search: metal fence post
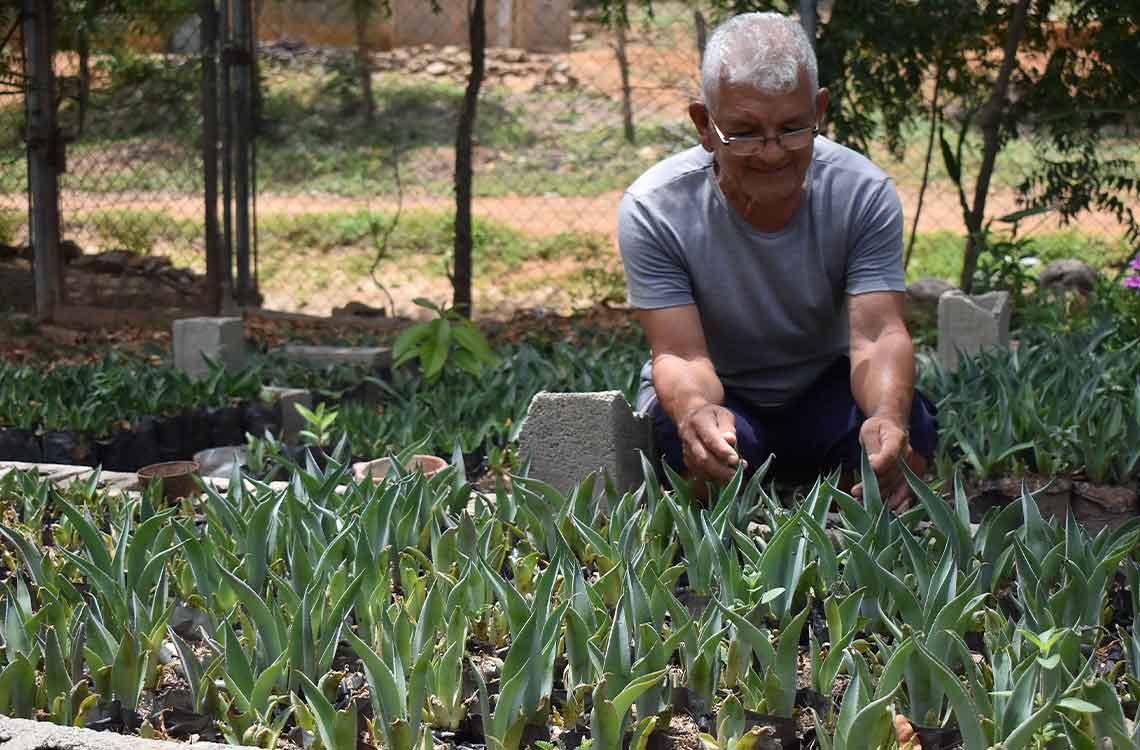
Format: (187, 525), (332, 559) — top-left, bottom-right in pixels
(201, 0), (223, 314)
(22, 0), (63, 322)
(232, 0), (255, 307)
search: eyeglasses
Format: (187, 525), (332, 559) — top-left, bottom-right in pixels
(708, 115), (819, 156)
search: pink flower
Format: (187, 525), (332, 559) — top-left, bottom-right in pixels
(1131, 257), (1140, 271)
(1126, 276), (1140, 289)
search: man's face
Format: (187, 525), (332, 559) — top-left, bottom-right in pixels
(693, 72), (829, 208)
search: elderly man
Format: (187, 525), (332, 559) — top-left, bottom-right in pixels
(619, 11), (937, 510)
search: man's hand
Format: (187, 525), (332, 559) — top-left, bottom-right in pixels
(852, 415), (914, 512)
(678, 403), (744, 482)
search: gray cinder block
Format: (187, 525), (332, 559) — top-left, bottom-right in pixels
(261, 386), (312, 441)
(937, 290), (1012, 371)
(276, 345), (392, 370)
(173, 317), (247, 381)
(517, 391), (652, 495)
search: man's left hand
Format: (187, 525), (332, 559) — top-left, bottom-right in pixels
(853, 415), (914, 512)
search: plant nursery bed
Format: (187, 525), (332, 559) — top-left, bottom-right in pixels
(0, 456), (1137, 750)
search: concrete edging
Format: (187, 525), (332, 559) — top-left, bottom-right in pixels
(0, 716), (259, 750)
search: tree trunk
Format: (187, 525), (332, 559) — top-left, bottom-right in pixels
(615, 2), (635, 144)
(904, 57), (943, 271)
(959, 0), (1031, 292)
(353, 0), (376, 123)
(693, 9), (707, 66)
(453, 0), (485, 319)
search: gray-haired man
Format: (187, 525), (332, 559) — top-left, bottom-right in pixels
(619, 12), (937, 510)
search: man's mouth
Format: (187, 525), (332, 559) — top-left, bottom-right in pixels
(753, 163), (792, 175)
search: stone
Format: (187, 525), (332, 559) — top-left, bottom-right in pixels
(261, 386), (312, 441)
(516, 390), (652, 495)
(71, 249), (134, 274)
(276, 344), (392, 370)
(1038, 258), (1100, 295)
(906, 277), (956, 331)
(173, 317), (247, 381)
(426, 61), (450, 76)
(937, 290), (1011, 371)
(167, 15), (202, 54)
(1072, 482), (1139, 534)
(331, 300), (387, 318)
(0, 715), (259, 750)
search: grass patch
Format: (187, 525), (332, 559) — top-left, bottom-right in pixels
(905, 229), (1133, 283)
(69, 209), (201, 255)
(255, 74), (536, 195)
(256, 209), (604, 295)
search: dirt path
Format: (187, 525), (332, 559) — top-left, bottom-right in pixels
(45, 180), (1133, 241)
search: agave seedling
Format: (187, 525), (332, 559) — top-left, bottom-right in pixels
(472, 587), (570, 750)
(426, 608), (468, 730)
(700, 694), (785, 750)
(344, 614), (432, 750)
(809, 650), (898, 750)
(717, 596), (810, 720)
(293, 671), (360, 750)
(218, 620), (292, 747)
(1012, 499), (1139, 638)
(666, 591), (724, 717)
(853, 540), (986, 727)
(806, 588), (866, 721)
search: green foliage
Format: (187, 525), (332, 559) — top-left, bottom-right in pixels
(392, 298), (499, 380)
(922, 314), (1140, 483)
(0, 208), (23, 246)
(0, 440), (1137, 747)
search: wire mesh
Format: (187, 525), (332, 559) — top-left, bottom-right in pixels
(51, 6), (209, 310)
(1, 1), (1135, 318)
(249, 0), (1136, 318)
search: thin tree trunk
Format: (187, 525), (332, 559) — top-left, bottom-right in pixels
(960, 0), (1031, 292)
(694, 9), (707, 66)
(904, 57), (943, 271)
(354, 0), (376, 123)
(453, 0), (485, 319)
(615, 2), (634, 144)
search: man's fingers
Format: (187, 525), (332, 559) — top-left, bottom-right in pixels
(887, 482), (911, 513)
(693, 417), (739, 467)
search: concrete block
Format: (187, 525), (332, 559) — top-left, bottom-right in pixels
(173, 317), (247, 381)
(517, 390), (652, 495)
(276, 344), (392, 370)
(0, 715), (259, 749)
(262, 386), (312, 441)
(937, 290), (1011, 371)
(513, 0), (571, 52)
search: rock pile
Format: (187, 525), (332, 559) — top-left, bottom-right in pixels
(259, 39), (579, 93)
(70, 248), (201, 296)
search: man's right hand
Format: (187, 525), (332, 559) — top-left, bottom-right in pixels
(678, 403), (744, 482)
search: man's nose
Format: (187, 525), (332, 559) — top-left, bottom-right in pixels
(754, 138), (788, 162)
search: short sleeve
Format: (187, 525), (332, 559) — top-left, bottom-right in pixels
(845, 179), (906, 296)
(618, 191), (695, 309)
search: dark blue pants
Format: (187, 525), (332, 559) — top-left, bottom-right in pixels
(644, 356), (938, 484)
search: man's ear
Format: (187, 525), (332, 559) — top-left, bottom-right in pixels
(815, 87), (831, 127)
(689, 101), (715, 152)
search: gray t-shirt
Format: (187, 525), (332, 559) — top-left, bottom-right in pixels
(619, 137), (906, 410)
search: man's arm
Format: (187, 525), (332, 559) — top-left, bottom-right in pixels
(637, 305), (741, 481)
(848, 290), (917, 509)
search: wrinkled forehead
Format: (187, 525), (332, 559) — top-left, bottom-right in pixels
(712, 71), (817, 124)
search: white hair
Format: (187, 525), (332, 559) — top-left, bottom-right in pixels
(701, 12), (818, 112)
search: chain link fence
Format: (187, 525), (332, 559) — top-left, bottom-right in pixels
(0, 1), (1135, 319)
(249, 0), (1139, 317)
